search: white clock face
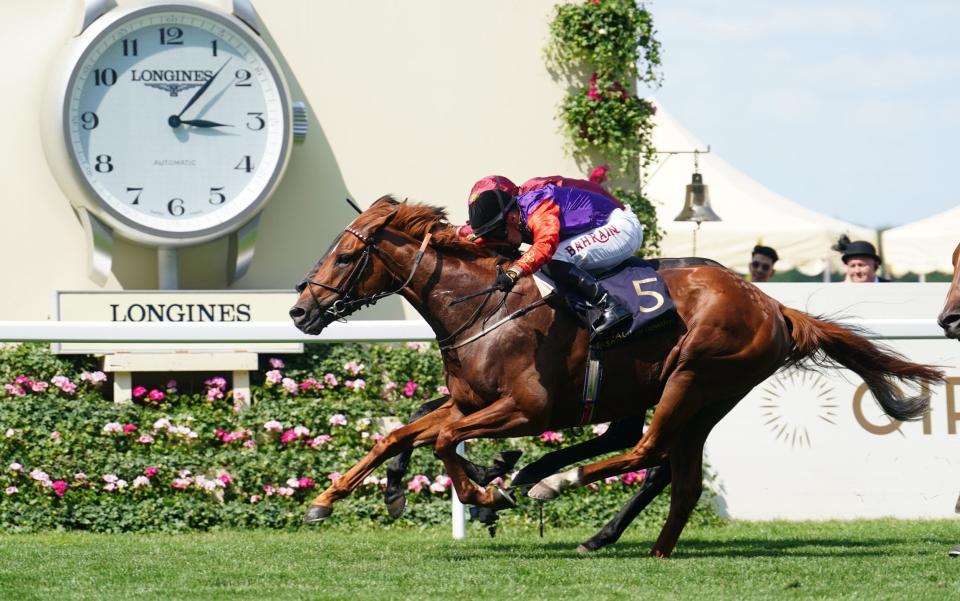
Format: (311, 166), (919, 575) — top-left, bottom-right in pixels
(64, 7), (289, 239)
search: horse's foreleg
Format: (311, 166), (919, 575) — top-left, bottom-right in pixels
(434, 398), (531, 507)
(384, 396), (449, 518)
(576, 462), (672, 553)
(511, 414), (645, 489)
(304, 401), (461, 522)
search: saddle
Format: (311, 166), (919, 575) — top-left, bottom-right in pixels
(534, 257), (680, 349)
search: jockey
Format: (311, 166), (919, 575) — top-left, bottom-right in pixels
(461, 175), (643, 340)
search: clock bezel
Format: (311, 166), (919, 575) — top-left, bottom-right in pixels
(42, 0), (293, 248)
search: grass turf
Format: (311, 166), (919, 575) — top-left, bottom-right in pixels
(0, 520), (959, 600)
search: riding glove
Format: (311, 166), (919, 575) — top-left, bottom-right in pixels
(492, 266), (520, 292)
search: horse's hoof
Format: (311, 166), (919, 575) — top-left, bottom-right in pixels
(303, 504), (333, 523)
(527, 467), (582, 501)
(576, 544), (594, 554)
(490, 486), (516, 510)
(386, 494), (407, 520)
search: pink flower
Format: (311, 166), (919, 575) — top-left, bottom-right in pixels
(4, 486), (17, 495)
(622, 470), (647, 486)
(9, 463), (22, 472)
(219, 473), (233, 485)
(249, 494), (261, 503)
(51, 480), (67, 497)
(50, 431), (61, 441)
(74, 472), (86, 481)
(402, 381), (418, 397)
(298, 477), (315, 489)
(328, 472), (342, 483)
(300, 377), (320, 391)
(103, 422), (123, 434)
(265, 370), (283, 384)
(293, 425), (310, 437)
(262, 485), (275, 496)
(436, 385), (450, 395)
(132, 476), (151, 489)
(310, 434), (332, 448)
(604, 475), (620, 484)
(138, 434), (154, 444)
(329, 414), (347, 427)
(589, 164), (610, 185)
(591, 0), (600, 4)
(345, 379), (366, 391)
(148, 389), (165, 402)
(243, 440), (257, 449)
(263, 420), (283, 433)
(3, 384), (24, 396)
(102, 474), (118, 484)
(280, 429), (299, 444)
(205, 377), (227, 390)
(277, 486), (295, 497)
(588, 86), (601, 101)
(406, 474), (430, 493)
(80, 371), (107, 385)
(123, 424), (138, 435)
(60, 382), (77, 394)
(52, 375), (73, 392)
(206, 388), (224, 401)
(14, 375), (31, 386)
(165, 379), (178, 392)
(132, 386), (147, 398)
(344, 360), (364, 376)
(171, 478), (191, 490)
(31, 381), (49, 393)
(381, 381), (397, 398)
(323, 373), (338, 387)
(269, 357), (285, 369)
(405, 341), (428, 351)
(539, 431), (565, 445)
(281, 378), (299, 394)
(144, 467), (159, 478)
(592, 423), (609, 436)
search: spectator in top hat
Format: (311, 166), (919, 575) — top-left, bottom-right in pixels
(833, 235), (889, 283)
(749, 245), (779, 283)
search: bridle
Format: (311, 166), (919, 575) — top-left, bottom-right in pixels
(301, 222), (432, 323)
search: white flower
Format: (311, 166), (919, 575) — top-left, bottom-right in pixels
(102, 474), (118, 484)
(356, 418), (371, 430)
(178, 469), (192, 478)
(115, 479), (128, 490)
(263, 420), (283, 433)
(592, 423), (609, 436)
(293, 425), (310, 437)
(132, 476), (151, 489)
(102, 422), (123, 434)
(29, 469), (50, 483)
(9, 462), (22, 472)
(276, 486), (295, 497)
(286, 477), (301, 489)
(4, 429), (14, 438)
(362, 475), (380, 487)
(153, 418), (172, 431)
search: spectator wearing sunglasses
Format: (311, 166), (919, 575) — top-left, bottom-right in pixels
(749, 245), (779, 283)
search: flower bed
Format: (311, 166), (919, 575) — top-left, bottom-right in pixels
(0, 343), (718, 532)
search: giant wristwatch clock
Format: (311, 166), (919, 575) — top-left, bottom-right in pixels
(41, 0), (307, 285)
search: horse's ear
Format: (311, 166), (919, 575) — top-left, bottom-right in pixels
(345, 197), (363, 214)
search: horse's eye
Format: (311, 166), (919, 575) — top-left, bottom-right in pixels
(335, 252), (354, 265)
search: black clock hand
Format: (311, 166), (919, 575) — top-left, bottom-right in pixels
(168, 58), (231, 126)
(177, 118), (233, 128)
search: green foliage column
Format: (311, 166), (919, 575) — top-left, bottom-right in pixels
(546, 0), (664, 255)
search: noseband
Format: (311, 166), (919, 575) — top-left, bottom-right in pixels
(302, 226), (432, 322)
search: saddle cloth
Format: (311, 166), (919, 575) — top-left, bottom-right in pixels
(533, 257), (677, 348)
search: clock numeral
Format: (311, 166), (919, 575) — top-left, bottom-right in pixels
(234, 156), (253, 173)
(211, 40), (218, 57)
(94, 68), (117, 86)
(81, 112), (99, 130)
(126, 187), (143, 205)
(167, 198), (185, 217)
(122, 38), (139, 57)
(234, 69), (252, 87)
(159, 27), (184, 45)
(94, 155), (114, 173)
(246, 112), (265, 131)
(209, 187), (226, 205)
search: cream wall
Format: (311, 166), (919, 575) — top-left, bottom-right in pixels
(1, 0), (580, 321)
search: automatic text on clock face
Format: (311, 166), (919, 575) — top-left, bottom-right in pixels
(67, 10), (287, 235)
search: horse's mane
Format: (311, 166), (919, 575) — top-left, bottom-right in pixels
(363, 195), (493, 258)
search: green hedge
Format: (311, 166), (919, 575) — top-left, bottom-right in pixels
(0, 343), (719, 533)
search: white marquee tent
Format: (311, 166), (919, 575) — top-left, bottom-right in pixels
(644, 101), (877, 276)
(881, 205), (960, 276)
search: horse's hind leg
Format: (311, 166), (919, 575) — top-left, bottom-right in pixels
(305, 401), (461, 522)
(576, 462), (672, 553)
(650, 398), (739, 558)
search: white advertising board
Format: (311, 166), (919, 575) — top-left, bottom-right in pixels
(706, 283), (959, 519)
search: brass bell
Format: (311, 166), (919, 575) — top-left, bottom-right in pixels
(674, 172), (721, 224)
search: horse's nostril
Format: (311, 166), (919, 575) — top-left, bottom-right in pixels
(290, 306), (306, 319)
(939, 312), (960, 327)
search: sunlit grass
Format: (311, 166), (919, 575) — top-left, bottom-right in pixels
(0, 520), (959, 600)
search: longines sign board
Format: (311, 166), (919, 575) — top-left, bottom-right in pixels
(54, 290), (302, 354)
(706, 338), (960, 520)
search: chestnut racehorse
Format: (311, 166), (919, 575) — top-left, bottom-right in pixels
(290, 197), (943, 557)
(937, 242), (960, 338)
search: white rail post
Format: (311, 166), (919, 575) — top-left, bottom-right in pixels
(451, 441), (466, 539)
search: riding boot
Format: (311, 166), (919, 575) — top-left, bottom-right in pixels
(543, 261), (632, 339)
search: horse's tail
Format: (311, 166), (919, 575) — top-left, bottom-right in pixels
(780, 306), (944, 421)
